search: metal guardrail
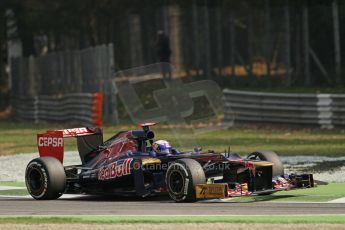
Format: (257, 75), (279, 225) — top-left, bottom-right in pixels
(223, 89), (345, 128)
(12, 93), (103, 127)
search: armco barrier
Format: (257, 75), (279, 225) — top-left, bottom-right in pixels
(223, 89), (345, 128)
(12, 93), (103, 127)
(11, 44), (118, 124)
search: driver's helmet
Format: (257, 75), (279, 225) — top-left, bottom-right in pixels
(152, 140), (172, 154)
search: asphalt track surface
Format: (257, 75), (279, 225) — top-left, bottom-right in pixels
(0, 195), (344, 215)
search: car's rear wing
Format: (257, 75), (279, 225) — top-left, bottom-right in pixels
(37, 127), (103, 164)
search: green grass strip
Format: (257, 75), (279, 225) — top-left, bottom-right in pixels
(0, 215), (344, 224)
(230, 183), (345, 202)
(0, 190), (28, 196)
(0, 181), (25, 187)
(1, 120), (345, 156)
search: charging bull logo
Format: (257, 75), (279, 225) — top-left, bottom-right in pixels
(98, 158), (133, 181)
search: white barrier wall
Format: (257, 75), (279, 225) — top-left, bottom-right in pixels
(12, 93), (103, 127)
(223, 89), (345, 129)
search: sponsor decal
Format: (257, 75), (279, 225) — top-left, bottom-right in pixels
(245, 161), (255, 169)
(195, 184), (227, 199)
(183, 178), (189, 195)
(38, 137), (63, 147)
(199, 187), (206, 196)
(61, 127), (91, 137)
(98, 158), (133, 181)
(133, 160), (141, 170)
(37, 131), (64, 163)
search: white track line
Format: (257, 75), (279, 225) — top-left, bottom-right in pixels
(0, 186), (25, 191)
(328, 197), (345, 203)
(0, 194), (88, 199)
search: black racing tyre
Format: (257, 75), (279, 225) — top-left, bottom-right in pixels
(165, 158), (206, 202)
(25, 157), (66, 200)
(247, 151), (284, 177)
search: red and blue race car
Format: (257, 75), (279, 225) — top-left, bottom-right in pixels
(25, 123), (315, 202)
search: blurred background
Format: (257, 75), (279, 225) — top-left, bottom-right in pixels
(0, 0), (344, 127)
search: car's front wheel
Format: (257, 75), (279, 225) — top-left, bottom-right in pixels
(165, 158), (205, 202)
(25, 157), (66, 200)
(247, 151), (284, 177)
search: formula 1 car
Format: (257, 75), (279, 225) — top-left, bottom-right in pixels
(25, 123), (315, 202)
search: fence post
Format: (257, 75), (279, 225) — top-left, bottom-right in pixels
(34, 95), (39, 124)
(192, 1), (201, 75)
(215, 6), (223, 75)
(264, 0), (271, 78)
(203, 3), (211, 78)
(303, 5), (310, 86)
(106, 43), (118, 124)
(284, 1), (291, 86)
(28, 56), (36, 96)
(229, 13), (235, 78)
(332, 0), (342, 84)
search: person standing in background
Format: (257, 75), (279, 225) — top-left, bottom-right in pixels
(156, 30), (172, 80)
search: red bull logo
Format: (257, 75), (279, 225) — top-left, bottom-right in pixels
(98, 158), (133, 181)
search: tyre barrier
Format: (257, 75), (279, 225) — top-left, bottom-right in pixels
(12, 92), (104, 126)
(223, 89), (345, 129)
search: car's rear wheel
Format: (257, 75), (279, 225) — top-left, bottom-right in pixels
(165, 158), (205, 202)
(247, 151), (284, 176)
(25, 157), (66, 200)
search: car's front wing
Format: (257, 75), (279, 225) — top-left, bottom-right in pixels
(195, 173), (315, 199)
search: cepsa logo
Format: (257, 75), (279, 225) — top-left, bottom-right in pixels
(98, 158), (133, 181)
(38, 137), (63, 147)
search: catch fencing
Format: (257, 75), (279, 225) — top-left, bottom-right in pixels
(11, 44), (117, 125)
(223, 89), (345, 128)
